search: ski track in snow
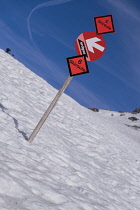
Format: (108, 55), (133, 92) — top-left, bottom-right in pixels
(0, 49), (140, 209)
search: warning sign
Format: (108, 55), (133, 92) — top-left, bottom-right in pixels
(94, 15), (115, 35)
(67, 55), (89, 76)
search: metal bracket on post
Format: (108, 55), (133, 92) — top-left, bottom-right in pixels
(28, 75), (73, 143)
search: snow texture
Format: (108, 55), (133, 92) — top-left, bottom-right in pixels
(0, 49), (140, 210)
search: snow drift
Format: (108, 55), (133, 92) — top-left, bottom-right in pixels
(0, 49), (140, 210)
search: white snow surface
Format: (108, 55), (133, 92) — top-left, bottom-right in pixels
(0, 49), (140, 210)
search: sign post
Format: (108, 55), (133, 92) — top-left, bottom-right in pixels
(28, 75), (72, 143)
(28, 55), (89, 143)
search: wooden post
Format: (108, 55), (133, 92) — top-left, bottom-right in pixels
(28, 75), (73, 143)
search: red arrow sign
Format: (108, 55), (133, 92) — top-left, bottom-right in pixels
(75, 31), (106, 61)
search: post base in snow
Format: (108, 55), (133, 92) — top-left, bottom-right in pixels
(28, 76), (73, 143)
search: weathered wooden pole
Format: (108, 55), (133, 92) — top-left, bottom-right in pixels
(28, 75), (73, 143)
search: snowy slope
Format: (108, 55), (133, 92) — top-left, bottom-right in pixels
(0, 49), (140, 210)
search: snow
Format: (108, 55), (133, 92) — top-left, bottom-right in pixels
(0, 49), (140, 210)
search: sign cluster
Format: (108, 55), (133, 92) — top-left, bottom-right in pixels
(28, 15), (115, 143)
(67, 14), (115, 76)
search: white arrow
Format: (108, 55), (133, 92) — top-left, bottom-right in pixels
(86, 37), (105, 53)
